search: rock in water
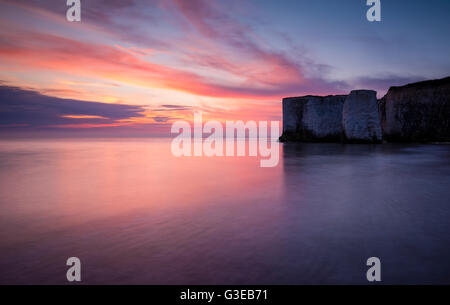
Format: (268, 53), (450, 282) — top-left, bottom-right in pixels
(342, 90), (382, 143)
(280, 95), (347, 142)
(381, 77), (450, 142)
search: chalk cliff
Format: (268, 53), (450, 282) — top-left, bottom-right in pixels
(379, 77), (450, 142)
(342, 90), (382, 143)
(279, 95), (346, 142)
(280, 76), (449, 143)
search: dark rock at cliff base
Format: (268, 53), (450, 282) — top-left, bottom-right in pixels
(279, 95), (347, 142)
(343, 90), (382, 143)
(380, 77), (450, 142)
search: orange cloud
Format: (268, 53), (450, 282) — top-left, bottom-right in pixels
(61, 115), (108, 119)
(0, 29), (314, 100)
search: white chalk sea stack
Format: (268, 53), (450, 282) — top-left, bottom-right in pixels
(281, 95), (346, 142)
(342, 90), (382, 143)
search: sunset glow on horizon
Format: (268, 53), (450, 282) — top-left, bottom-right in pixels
(0, 0), (449, 135)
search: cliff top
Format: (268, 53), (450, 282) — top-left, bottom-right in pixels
(283, 94), (347, 101)
(350, 89), (377, 94)
(389, 76), (450, 92)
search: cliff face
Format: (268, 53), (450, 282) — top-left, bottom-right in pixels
(343, 90), (382, 143)
(280, 76), (449, 143)
(280, 95), (346, 142)
(380, 77), (450, 142)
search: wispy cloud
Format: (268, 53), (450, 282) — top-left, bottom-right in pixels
(0, 0), (350, 100)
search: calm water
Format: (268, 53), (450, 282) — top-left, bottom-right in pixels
(0, 138), (449, 284)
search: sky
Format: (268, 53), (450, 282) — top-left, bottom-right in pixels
(0, 0), (449, 136)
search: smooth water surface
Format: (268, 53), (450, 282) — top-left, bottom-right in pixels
(0, 138), (449, 284)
